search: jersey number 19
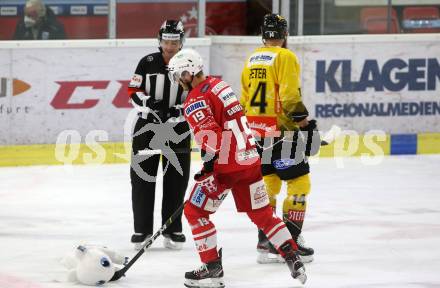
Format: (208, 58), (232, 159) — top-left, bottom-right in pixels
(226, 116), (256, 150)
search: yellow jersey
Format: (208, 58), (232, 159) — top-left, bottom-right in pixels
(240, 46), (308, 137)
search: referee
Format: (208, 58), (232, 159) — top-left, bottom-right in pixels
(127, 20), (190, 250)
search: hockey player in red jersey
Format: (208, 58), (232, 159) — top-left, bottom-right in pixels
(168, 48), (307, 288)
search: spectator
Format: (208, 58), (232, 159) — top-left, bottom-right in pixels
(13, 0), (65, 40)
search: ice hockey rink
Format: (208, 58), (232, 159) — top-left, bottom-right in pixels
(1, 155), (440, 288)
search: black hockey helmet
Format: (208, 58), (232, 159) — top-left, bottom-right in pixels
(261, 13), (288, 41)
(158, 19), (185, 44)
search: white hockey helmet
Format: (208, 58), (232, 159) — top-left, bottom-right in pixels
(168, 48), (203, 83)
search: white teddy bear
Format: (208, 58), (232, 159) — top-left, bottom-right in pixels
(61, 245), (128, 286)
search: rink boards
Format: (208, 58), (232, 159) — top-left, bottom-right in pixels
(0, 35), (439, 166)
(1, 133), (439, 166)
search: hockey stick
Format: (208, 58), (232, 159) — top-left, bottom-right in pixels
(320, 124), (342, 146)
(109, 202), (186, 281)
(138, 148), (199, 155)
(258, 124), (343, 151)
(137, 125), (342, 155)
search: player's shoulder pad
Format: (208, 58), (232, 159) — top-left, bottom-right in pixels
(214, 84), (239, 108)
(279, 48), (299, 62)
(246, 49), (278, 68)
(210, 80), (229, 95)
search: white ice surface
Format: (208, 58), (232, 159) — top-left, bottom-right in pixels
(1, 155), (440, 288)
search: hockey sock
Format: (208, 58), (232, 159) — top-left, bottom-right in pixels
(283, 174), (311, 237)
(248, 205), (298, 251)
(184, 203), (219, 263)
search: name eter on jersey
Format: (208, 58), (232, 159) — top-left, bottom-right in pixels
(241, 47), (307, 137)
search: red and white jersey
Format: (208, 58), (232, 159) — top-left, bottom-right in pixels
(183, 76), (260, 173)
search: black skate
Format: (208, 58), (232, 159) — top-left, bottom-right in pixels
(256, 229), (284, 264)
(285, 220), (315, 263)
(131, 233), (151, 251)
(295, 234), (314, 263)
(280, 242), (307, 284)
(163, 232), (186, 250)
(184, 249), (225, 288)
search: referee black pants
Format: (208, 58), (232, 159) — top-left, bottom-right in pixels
(130, 118), (191, 235)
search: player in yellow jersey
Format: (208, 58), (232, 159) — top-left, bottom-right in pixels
(240, 14), (320, 264)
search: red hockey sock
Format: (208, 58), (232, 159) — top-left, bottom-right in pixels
(247, 205), (298, 251)
(184, 202), (219, 263)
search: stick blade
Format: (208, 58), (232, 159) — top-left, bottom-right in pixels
(109, 270), (125, 282)
(321, 125), (342, 146)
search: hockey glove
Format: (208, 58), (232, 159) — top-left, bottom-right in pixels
(168, 104), (184, 117)
(131, 92), (163, 112)
(194, 152), (222, 199)
(166, 104), (185, 123)
(299, 119), (321, 156)
(194, 169), (220, 198)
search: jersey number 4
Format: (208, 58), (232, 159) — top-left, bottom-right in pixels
(250, 82), (267, 113)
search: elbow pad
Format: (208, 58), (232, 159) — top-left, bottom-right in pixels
(287, 102), (309, 122)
